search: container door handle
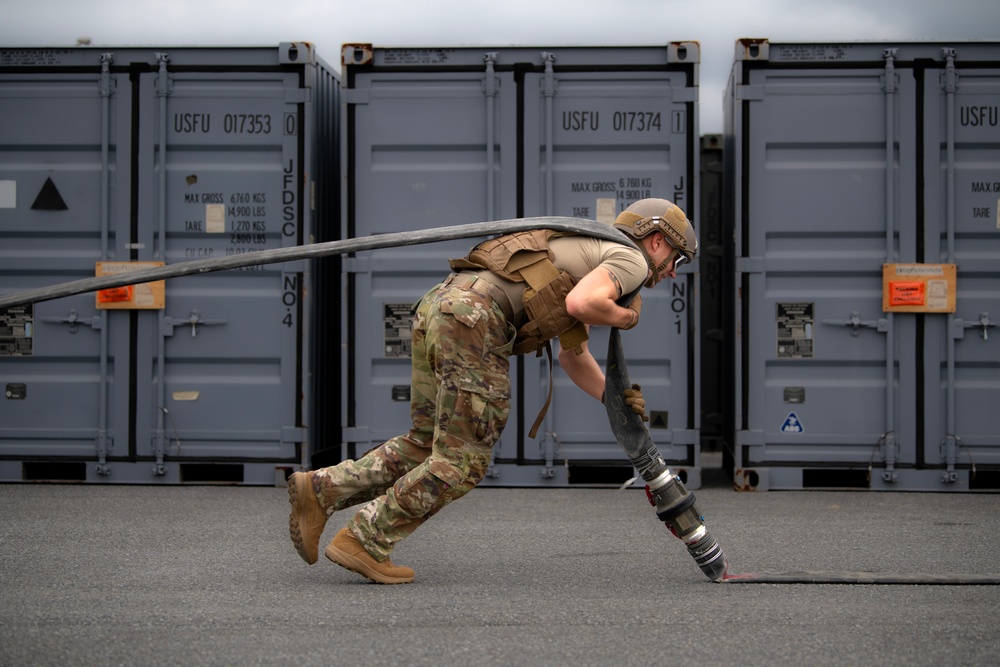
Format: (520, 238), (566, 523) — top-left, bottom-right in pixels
(161, 309), (227, 337)
(954, 312), (995, 341)
(42, 309), (102, 334)
(823, 311), (888, 337)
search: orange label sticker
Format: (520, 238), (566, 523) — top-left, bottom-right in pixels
(97, 285), (134, 303)
(95, 261), (165, 309)
(889, 281), (925, 307)
(882, 264), (955, 313)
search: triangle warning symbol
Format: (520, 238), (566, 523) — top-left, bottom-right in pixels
(31, 177), (68, 211)
(649, 411), (668, 429)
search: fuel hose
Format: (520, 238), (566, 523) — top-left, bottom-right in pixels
(0, 216), (636, 309)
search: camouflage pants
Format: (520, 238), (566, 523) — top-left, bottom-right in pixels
(313, 278), (514, 561)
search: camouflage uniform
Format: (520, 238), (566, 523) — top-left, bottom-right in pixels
(312, 277), (515, 561)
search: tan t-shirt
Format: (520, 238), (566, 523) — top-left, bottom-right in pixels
(471, 234), (648, 320)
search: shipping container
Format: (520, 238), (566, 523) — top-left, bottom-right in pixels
(336, 44), (702, 487)
(724, 40), (1000, 490)
(0, 44), (340, 484)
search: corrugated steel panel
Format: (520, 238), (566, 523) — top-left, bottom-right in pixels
(725, 40), (1000, 491)
(342, 44), (701, 487)
(0, 44), (339, 484)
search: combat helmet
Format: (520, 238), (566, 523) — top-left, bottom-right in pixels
(613, 198), (698, 286)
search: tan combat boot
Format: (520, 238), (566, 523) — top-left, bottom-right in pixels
(287, 471), (329, 565)
(325, 527), (415, 584)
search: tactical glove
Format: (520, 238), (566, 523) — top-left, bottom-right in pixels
(623, 383), (648, 422)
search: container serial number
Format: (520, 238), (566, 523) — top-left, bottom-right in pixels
(562, 110), (663, 132)
(223, 114), (272, 134)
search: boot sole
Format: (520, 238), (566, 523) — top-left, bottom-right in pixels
(288, 473), (318, 565)
(325, 543), (414, 585)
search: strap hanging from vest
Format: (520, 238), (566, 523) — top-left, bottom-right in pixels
(528, 341), (554, 439)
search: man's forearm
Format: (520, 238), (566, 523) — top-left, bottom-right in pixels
(559, 347), (605, 401)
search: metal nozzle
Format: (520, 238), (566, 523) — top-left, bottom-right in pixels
(647, 472), (729, 581)
(683, 527), (729, 582)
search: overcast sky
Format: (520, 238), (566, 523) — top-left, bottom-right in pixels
(2, 0), (998, 133)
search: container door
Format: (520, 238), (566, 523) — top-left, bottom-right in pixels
(343, 56), (520, 466)
(129, 59), (308, 483)
(921, 53), (1000, 488)
(0, 61), (133, 481)
(520, 63), (699, 481)
(734, 58), (920, 489)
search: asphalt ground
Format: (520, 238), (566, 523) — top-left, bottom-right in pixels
(2, 476), (999, 667)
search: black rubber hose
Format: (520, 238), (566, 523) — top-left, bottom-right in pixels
(0, 216), (636, 309)
(603, 326), (669, 482)
(723, 571), (1000, 585)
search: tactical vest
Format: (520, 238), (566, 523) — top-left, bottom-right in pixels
(448, 229), (589, 356)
